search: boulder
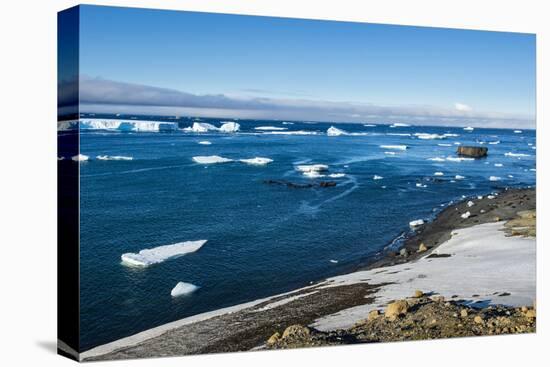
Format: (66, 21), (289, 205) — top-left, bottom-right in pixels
(267, 332), (281, 345)
(282, 325), (311, 340)
(457, 146), (488, 158)
(413, 290), (424, 298)
(385, 300), (409, 319)
(417, 243), (428, 253)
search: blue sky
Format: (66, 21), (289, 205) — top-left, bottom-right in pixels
(70, 5), (536, 127)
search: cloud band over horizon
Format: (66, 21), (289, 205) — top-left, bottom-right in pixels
(59, 76), (535, 129)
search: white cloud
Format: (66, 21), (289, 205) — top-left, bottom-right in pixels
(454, 102), (472, 112)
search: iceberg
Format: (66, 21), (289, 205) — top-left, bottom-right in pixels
(327, 126), (348, 136)
(219, 121), (240, 133)
(463, 127), (474, 131)
(373, 175), (384, 180)
(79, 119), (177, 132)
(96, 155), (133, 161)
(71, 154), (89, 162)
(434, 172), (444, 176)
(416, 183), (427, 188)
(171, 282), (199, 297)
(409, 219), (425, 227)
(192, 155), (233, 164)
(390, 123), (410, 128)
(384, 151), (397, 155)
(489, 176), (502, 181)
(386, 133), (411, 136)
(380, 145), (407, 150)
(184, 122), (218, 133)
(254, 126), (287, 131)
(198, 141), (212, 145)
(455, 175), (465, 180)
(295, 164), (329, 173)
(121, 240), (207, 267)
(239, 157), (273, 165)
(514, 130), (523, 134)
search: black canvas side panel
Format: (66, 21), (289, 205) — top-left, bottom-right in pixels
(58, 5), (80, 360)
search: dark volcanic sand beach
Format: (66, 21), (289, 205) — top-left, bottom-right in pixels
(82, 187), (535, 361)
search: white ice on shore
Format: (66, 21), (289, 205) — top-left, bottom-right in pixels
(254, 126), (287, 131)
(192, 156), (233, 164)
(171, 282), (199, 297)
(380, 145), (407, 150)
(96, 155), (133, 161)
(295, 164), (329, 173)
(121, 240), (207, 267)
(327, 126), (348, 136)
(467, 201), (475, 207)
(461, 211), (471, 219)
(311, 222), (535, 331)
(71, 154), (89, 162)
(239, 157), (273, 165)
(409, 219), (425, 227)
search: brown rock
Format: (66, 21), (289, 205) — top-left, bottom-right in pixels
(525, 309), (536, 319)
(474, 315), (484, 324)
(368, 309), (380, 320)
(460, 309), (468, 318)
(457, 146), (488, 158)
(417, 243), (428, 253)
(267, 332), (280, 345)
(385, 300), (409, 319)
(282, 325), (310, 340)
(413, 290), (424, 298)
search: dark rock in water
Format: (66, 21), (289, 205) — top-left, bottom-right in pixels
(263, 180), (337, 189)
(457, 146), (488, 158)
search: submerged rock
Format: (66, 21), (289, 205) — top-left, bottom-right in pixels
(457, 146), (488, 158)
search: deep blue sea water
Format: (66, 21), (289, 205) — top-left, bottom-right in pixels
(68, 116), (535, 350)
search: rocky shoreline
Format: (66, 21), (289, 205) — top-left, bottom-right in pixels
(82, 187), (536, 361)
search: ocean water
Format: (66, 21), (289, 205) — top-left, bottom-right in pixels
(67, 116), (535, 350)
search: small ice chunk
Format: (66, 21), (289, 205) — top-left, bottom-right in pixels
(329, 259), (339, 264)
(437, 143), (453, 147)
(198, 141), (212, 145)
(390, 123), (410, 128)
(461, 211), (471, 219)
(514, 130), (522, 134)
(428, 157), (445, 162)
(467, 201), (475, 207)
(477, 195), (483, 200)
(254, 126), (287, 131)
(295, 164), (329, 173)
(434, 172), (444, 176)
(489, 176), (501, 181)
(455, 175), (465, 180)
(57, 157), (64, 161)
(380, 145), (407, 150)
(71, 154), (89, 162)
(416, 183), (427, 188)
(192, 155), (233, 164)
(96, 155), (133, 161)
(327, 126), (348, 136)
(487, 195), (496, 199)
(239, 157), (273, 165)
(328, 173), (346, 178)
(463, 127), (474, 131)
(373, 175), (383, 180)
(171, 282), (199, 297)
(303, 171), (325, 178)
(494, 163), (503, 167)
(414, 133), (446, 140)
(488, 141), (500, 145)
(384, 151), (397, 155)
(409, 219), (425, 227)
(505, 152), (530, 157)
(121, 240), (207, 267)
(446, 156), (474, 162)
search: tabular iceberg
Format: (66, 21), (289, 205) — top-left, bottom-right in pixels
(78, 119), (177, 132)
(121, 240), (207, 267)
(219, 121), (240, 133)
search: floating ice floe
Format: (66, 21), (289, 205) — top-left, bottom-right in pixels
(303, 171), (325, 178)
(380, 145), (407, 150)
(488, 141), (500, 145)
(121, 240), (207, 267)
(414, 133), (446, 140)
(387, 133), (411, 137)
(409, 219), (425, 227)
(494, 163), (503, 167)
(96, 155), (133, 161)
(198, 141), (212, 145)
(282, 121), (294, 125)
(295, 164), (329, 173)
(171, 282), (199, 297)
(505, 152), (530, 157)
(463, 127), (474, 131)
(446, 156), (474, 162)
(390, 123), (410, 128)
(428, 157), (445, 162)
(467, 201), (475, 207)
(265, 130), (318, 135)
(416, 183), (427, 188)
(373, 175), (383, 180)
(454, 142), (461, 145)
(461, 211), (471, 219)
(363, 124), (377, 127)
(437, 143), (453, 147)
(328, 173), (346, 178)
(443, 133), (459, 137)
(239, 157), (273, 165)
(530, 168), (536, 172)
(71, 154), (89, 162)
(192, 155), (233, 164)
(327, 126), (348, 136)
(384, 151), (397, 155)
(330, 259), (339, 264)
(455, 175), (465, 180)
(254, 126), (288, 131)
(489, 176), (502, 181)
(514, 130), (523, 134)
(434, 172), (444, 176)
